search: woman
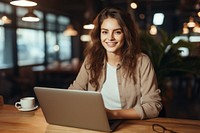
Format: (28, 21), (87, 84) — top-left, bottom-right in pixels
(69, 7), (162, 120)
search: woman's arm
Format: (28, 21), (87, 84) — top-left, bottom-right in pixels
(133, 54), (162, 119)
(106, 108), (141, 119)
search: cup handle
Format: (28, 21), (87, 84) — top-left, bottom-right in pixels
(15, 102), (21, 109)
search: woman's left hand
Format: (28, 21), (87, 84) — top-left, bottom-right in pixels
(105, 108), (117, 119)
(105, 108), (141, 119)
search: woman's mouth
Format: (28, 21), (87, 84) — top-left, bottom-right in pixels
(106, 42), (117, 47)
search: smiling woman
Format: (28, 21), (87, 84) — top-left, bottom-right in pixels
(68, 7), (162, 120)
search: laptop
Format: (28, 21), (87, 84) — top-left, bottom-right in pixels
(34, 86), (121, 132)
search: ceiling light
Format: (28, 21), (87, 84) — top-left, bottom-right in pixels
(63, 25), (78, 36)
(130, 2), (137, 9)
(153, 13), (164, 25)
(83, 24), (94, 30)
(22, 8), (40, 22)
(80, 34), (91, 42)
(10, 0), (37, 7)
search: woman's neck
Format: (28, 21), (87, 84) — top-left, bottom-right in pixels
(107, 53), (121, 67)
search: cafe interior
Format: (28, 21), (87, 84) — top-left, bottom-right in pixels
(0, 0), (200, 120)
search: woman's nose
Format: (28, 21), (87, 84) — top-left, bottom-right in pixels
(108, 33), (114, 40)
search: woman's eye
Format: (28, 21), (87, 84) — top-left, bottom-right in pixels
(115, 31), (122, 35)
(101, 31), (108, 34)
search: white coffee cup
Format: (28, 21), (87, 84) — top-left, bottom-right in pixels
(15, 97), (35, 109)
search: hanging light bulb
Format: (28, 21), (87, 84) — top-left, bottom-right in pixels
(0, 15), (12, 25)
(149, 25), (157, 35)
(63, 25), (78, 36)
(187, 17), (196, 28)
(182, 23), (189, 34)
(22, 8), (39, 22)
(193, 22), (200, 33)
(10, 0), (37, 7)
(198, 11), (200, 17)
(130, 2), (137, 9)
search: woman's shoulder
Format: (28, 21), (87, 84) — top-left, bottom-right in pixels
(82, 56), (90, 67)
(137, 53), (151, 62)
(136, 53), (154, 71)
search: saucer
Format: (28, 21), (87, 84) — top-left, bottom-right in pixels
(18, 105), (38, 112)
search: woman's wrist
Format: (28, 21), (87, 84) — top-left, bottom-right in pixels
(107, 108), (141, 119)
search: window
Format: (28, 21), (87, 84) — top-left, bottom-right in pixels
(57, 16), (70, 32)
(0, 27), (14, 69)
(0, 2), (13, 69)
(46, 14), (71, 62)
(0, 2), (12, 14)
(0, 27), (6, 68)
(46, 14), (57, 62)
(0, 27), (4, 64)
(0, 2), (73, 69)
(17, 28), (45, 66)
(57, 16), (71, 60)
(59, 33), (71, 60)
(46, 13), (56, 31)
(46, 31), (57, 62)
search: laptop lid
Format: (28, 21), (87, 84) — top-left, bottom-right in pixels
(34, 86), (120, 132)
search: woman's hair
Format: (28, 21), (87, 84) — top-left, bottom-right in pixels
(84, 7), (141, 89)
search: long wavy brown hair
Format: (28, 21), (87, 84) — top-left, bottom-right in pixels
(84, 7), (141, 89)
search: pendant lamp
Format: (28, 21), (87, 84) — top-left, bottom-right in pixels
(0, 15), (12, 25)
(10, 0), (37, 7)
(63, 25), (78, 36)
(22, 8), (39, 22)
(187, 17), (196, 28)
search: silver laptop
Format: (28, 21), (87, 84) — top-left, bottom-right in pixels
(34, 86), (121, 132)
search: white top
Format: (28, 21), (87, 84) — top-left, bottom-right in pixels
(101, 63), (122, 110)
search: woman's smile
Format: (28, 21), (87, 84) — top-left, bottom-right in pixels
(106, 41), (118, 47)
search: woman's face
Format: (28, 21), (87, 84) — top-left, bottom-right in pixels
(100, 17), (124, 55)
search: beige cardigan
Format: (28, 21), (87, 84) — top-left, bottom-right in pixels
(69, 53), (162, 119)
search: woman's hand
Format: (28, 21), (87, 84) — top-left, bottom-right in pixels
(105, 108), (141, 119)
(105, 108), (117, 119)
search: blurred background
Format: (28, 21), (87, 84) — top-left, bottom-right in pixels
(0, 0), (199, 119)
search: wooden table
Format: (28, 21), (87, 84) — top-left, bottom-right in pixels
(0, 105), (200, 133)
